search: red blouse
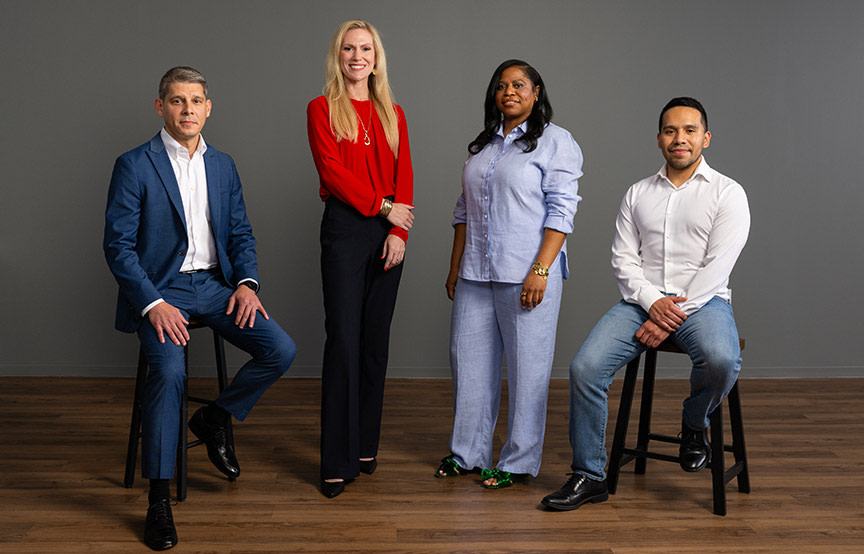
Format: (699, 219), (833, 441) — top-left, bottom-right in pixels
(306, 96), (414, 241)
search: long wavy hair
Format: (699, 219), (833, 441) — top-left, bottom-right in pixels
(468, 59), (553, 154)
(323, 20), (400, 156)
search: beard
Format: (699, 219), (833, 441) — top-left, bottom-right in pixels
(665, 152), (699, 170)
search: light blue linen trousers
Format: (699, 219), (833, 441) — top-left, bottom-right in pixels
(449, 272), (563, 476)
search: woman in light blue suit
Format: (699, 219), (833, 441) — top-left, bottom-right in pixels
(436, 59), (583, 489)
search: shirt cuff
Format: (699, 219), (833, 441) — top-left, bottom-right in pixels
(543, 214), (574, 235)
(637, 288), (666, 314)
(388, 227), (408, 242)
(141, 298), (164, 317)
(238, 278), (259, 293)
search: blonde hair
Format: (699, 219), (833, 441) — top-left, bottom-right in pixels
(324, 20), (400, 156)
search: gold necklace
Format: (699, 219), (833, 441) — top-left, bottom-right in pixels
(358, 101), (372, 146)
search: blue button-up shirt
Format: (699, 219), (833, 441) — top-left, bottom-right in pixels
(454, 122), (583, 283)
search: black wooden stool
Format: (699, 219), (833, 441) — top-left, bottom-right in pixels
(123, 322), (235, 501)
(607, 338), (750, 515)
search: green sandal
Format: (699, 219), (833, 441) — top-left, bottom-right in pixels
(435, 455), (471, 478)
(481, 468), (530, 489)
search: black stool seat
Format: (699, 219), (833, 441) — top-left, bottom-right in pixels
(123, 322), (235, 501)
(607, 338), (750, 515)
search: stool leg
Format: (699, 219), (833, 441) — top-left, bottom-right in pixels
(635, 350), (657, 475)
(608, 356), (640, 494)
(212, 330), (236, 483)
(710, 406), (726, 516)
(727, 381), (751, 493)
(124, 348), (148, 488)
(176, 344), (189, 502)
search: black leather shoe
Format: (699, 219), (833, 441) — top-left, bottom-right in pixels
(320, 478), (354, 498)
(679, 420), (710, 472)
(144, 498), (178, 550)
(359, 458), (377, 475)
(541, 473), (608, 511)
(189, 406), (240, 479)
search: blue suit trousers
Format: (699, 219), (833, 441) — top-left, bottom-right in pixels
(136, 269), (296, 479)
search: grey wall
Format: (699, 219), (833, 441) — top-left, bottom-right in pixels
(2, 0), (862, 378)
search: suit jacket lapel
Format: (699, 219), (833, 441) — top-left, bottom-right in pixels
(146, 134), (187, 230)
(203, 148), (220, 238)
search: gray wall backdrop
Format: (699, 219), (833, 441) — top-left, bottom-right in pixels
(2, 0), (862, 378)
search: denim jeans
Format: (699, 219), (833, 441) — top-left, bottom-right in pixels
(568, 296), (740, 480)
(448, 274), (563, 476)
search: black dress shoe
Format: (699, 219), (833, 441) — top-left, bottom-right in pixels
(320, 478), (354, 498)
(359, 458), (377, 475)
(679, 420), (710, 472)
(144, 498), (178, 550)
(189, 406), (240, 479)
(541, 473), (609, 511)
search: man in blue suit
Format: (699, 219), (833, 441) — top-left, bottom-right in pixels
(104, 66), (296, 550)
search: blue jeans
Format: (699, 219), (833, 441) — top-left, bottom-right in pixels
(568, 297), (740, 480)
(137, 270), (296, 479)
(449, 274), (562, 476)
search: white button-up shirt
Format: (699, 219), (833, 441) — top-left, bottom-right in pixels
(161, 128), (217, 272)
(141, 130), (218, 316)
(611, 158), (750, 316)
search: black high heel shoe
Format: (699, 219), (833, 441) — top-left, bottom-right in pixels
(359, 458), (377, 475)
(320, 478), (353, 498)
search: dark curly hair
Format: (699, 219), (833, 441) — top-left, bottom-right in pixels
(468, 59), (553, 154)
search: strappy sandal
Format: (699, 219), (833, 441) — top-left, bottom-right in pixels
(481, 468), (530, 489)
(435, 455), (471, 478)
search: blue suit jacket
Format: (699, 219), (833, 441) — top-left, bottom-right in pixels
(104, 133), (259, 333)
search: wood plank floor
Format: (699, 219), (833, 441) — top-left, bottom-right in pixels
(1, 376), (862, 553)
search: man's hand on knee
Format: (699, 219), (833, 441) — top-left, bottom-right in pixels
(635, 319), (669, 348)
(226, 285), (269, 329)
(648, 296), (688, 332)
(146, 302), (190, 346)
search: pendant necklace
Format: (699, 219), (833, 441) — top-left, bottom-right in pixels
(359, 101), (372, 146)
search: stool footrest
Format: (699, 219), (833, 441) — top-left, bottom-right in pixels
(188, 395), (211, 405)
(645, 433), (736, 453)
(623, 448), (679, 464)
(647, 433), (681, 445)
(606, 341), (750, 516)
(722, 461), (747, 486)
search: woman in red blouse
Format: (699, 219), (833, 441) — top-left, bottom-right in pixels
(306, 19), (414, 499)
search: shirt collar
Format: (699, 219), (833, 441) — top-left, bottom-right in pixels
(496, 120), (528, 140)
(160, 127), (207, 160)
(656, 156), (713, 188)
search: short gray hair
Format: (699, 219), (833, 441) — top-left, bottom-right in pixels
(158, 66), (208, 99)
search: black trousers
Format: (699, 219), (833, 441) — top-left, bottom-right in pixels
(319, 198), (403, 480)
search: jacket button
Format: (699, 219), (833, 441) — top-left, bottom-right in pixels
(179, 250), (185, 256)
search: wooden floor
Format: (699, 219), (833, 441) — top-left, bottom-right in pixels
(1, 376), (862, 553)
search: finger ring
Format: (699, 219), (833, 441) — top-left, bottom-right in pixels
(520, 292), (527, 297)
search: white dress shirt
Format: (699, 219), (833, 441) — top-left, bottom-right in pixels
(141, 130), (216, 315)
(161, 128), (218, 272)
(611, 158), (750, 316)
(142, 130), (257, 316)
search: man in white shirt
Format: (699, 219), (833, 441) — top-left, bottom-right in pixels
(104, 67), (296, 549)
(541, 97), (750, 511)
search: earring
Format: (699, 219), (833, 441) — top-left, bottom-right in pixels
(534, 96), (538, 101)
(372, 68), (377, 76)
